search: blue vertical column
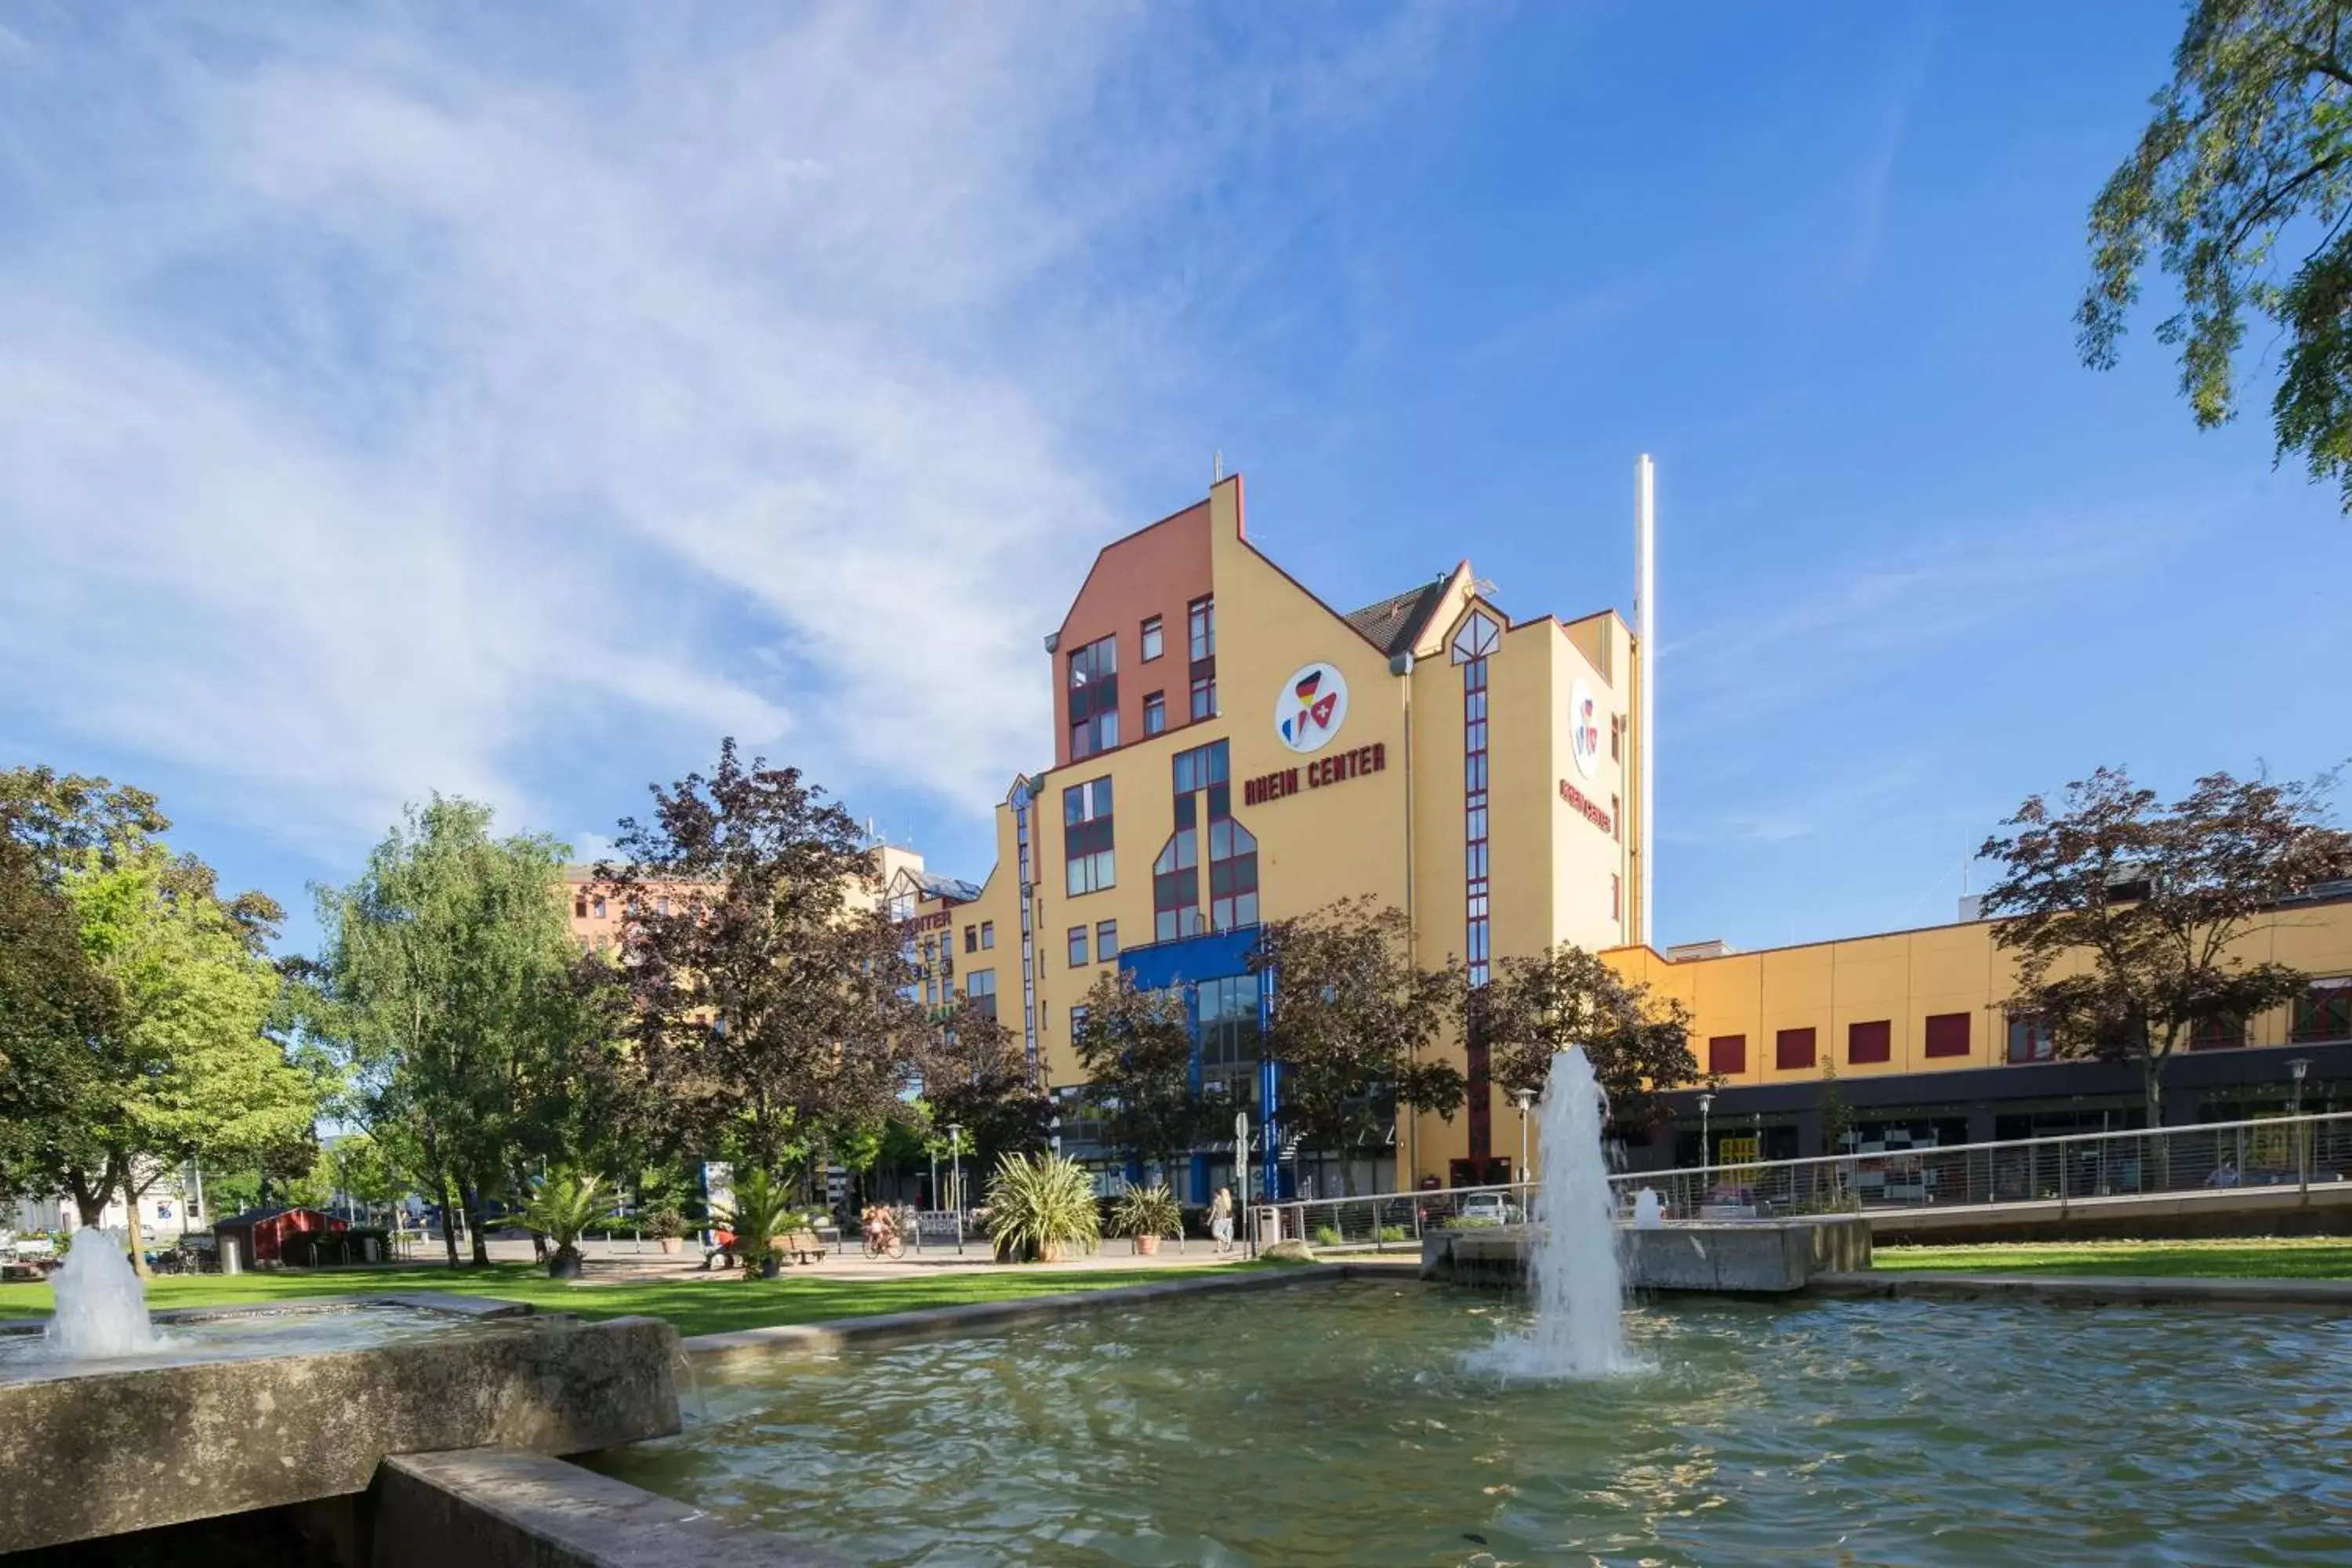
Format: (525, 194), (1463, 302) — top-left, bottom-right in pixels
(1257, 964), (1280, 1200)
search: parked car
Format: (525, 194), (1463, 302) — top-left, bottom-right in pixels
(1457, 1193), (1521, 1225)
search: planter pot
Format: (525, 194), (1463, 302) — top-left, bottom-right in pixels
(658, 1236), (683, 1256)
(759, 1254), (783, 1280)
(1134, 1235), (1161, 1256)
(1037, 1241), (1067, 1264)
(547, 1247), (584, 1280)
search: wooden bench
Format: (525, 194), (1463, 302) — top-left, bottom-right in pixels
(778, 1229), (826, 1265)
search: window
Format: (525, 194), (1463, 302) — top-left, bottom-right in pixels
(591, 896), (607, 919)
(1708, 1034), (1746, 1076)
(2291, 978), (2352, 1043)
(980, 920), (996, 950)
(1190, 673), (1217, 721)
(1063, 778), (1116, 895)
(574, 897), (587, 918)
(656, 896), (670, 916)
(1849, 1019), (1892, 1065)
(1157, 741), (1252, 938)
(1066, 634), (1120, 760)
(1610, 795), (1621, 840)
(1143, 691), (1166, 735)
(1456, 619), (1497, 987)
(1187, 597), (1215, 660)
(964, 924), (977, 954)
(1095, 920), (1119, 960)
(967, 968), (997, 1018)
(1069, 1004), (1090, 1038)
(1200, 975), (1262, 1110)
(2004, 1014), (2053, 1063)
(1775, 1027), (1817, 1071)
(2189, 1014), (2245, 1051)
(1610, 873), (1621, 923)
(1141, 615), (1163, 662)
(1610, 714), (1623, 761)
(1923, 1012), (1971, 1058)
(1067, 926), (1088, 967)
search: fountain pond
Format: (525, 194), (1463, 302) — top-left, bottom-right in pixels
(590, 1280), (2352, 1566)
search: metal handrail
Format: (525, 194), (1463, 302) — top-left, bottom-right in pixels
(1608, 1108), (2352, 1189)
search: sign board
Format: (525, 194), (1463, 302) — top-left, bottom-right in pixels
(1275, 662), (1349, 753)
(1567, 677), (1602, 779)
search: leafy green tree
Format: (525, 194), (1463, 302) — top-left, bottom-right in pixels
(1981, 765), (2352, 1131)
(1069, 971), (1215, 1181)
(314, 796), (622, 1267)
(1481, 942), (1703, 1130)
(596, 739), (924, 1186)
(1250, 897), (1465, 1194)
(0, 769), (321, 1271)
(2082, 0), (2352, 506)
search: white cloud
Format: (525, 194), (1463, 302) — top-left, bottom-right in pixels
(0, 5), (1468, 852)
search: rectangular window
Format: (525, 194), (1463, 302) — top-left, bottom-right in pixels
(1069, 1004), (1089, 1038)
(1143, 691), (1166, 735)
(591, 896), (607, 919)
(1708, 1034), (1746, 1076)
(1610, 714), (1622, 761)
(1775, 1027), (1817, 1071)
(964, 925), (977, 954)
(1062, 777), (1116, 895)
(1923, 1012), (1971, 1058)
(1610, 873), (1621, 922)
(574, 897), (587, 918)
(1141, 616), (1163, 661)
(2189, 1014), (2245, 1051)
(656, 896), (670, 916)
(966, 968), (997, 1018)
(980, 920), (995, 950)
(1190, 673), (1216, 721)
(1187, 597), (1215, 660)
(2292, 979), (2352, 1043)
(1095, 919), (1118, 960)
(1067, 926), (1088, 967)
(1848, 1019), (1892, 1065)
(1066, 634), (1120, 760)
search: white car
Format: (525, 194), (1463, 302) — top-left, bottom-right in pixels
(1459, 1193), (1517, 1225)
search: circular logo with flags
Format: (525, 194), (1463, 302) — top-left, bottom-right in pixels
(1568, 677), (1602, 779)
(1275, 662), (1350, 753)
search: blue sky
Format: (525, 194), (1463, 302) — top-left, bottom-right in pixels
(2, 2), (2345, 957)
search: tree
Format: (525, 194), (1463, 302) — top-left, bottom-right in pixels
(1069, 971), (1215, 1179)
(1481, 942), (1704, 1131)
(0, 833), (117, 1207)
(314, 796), (612, 1267)
(2081, 0), (2352, 507)
(920, 996), (1053, 1174)
(1250, 897), (1465, 1193)
(1980, 765), (2352, 1132)
(2, 768), (321, 1271)
(597, 739), (924, 1184)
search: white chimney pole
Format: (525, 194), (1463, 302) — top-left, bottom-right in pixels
(1635, 455), (1657, 949)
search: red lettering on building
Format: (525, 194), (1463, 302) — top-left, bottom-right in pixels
(1247, 747), (1384, 804)
(1559, 779), (1612, 835)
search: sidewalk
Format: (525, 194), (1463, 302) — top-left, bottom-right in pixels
(425, 1232), (1264, 1285)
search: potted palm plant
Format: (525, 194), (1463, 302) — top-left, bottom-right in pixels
(521, 1168), (618, 1279)
(1110, 1182), (1181, 1256)
(983, 1152), (1101, 1263)
(711, 1167), (796, 1279)
(649, 1207), (685, 1256)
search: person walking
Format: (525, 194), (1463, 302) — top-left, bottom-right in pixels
(1209, 1185), (1235, 1254)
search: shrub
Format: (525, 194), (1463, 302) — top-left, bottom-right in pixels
(1312, 1224), (1344, 1247)
(710, 1167), (797, 1278)
(648, 1207), (685, 1241)
(1444, 1214), (1502, 1229)
(984, 1152), (1102, 1262)
(522, 1169), (620, 1276)
(1110, 1183), (1182, 1240)
(1377, 1225), (1409, 1243)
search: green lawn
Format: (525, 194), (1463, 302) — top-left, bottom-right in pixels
(1872, 1237), (2352, 1280)
(0, 1260), (1247, 1339)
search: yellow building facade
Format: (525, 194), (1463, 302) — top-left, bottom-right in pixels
(936, 474), (1646, 1198)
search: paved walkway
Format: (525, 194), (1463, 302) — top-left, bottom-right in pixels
(399, 1233), (1273, 1285)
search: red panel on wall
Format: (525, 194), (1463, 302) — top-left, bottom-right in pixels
(1923, 1012), (1971, 1058)
(1774, 1027), (1817, 1071)
(1707, 1033), (1746, 1075)
(1848, 1019), (1892, 1065)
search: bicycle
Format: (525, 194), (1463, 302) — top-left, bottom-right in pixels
(860, 1205), (906, 1260)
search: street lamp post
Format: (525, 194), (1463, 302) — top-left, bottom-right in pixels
(2290, 1060), (2313, 1187)
(1697, 1092), (1715, 1210)
(1512, 1088), (1534, 1210)
(946, 1123), (964, 1256)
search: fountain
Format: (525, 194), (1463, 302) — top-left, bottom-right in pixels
(1632, 1186), (1665, 1229)
(42, 1228), (158, 1360)
(1472, 1046), (1643, 1378)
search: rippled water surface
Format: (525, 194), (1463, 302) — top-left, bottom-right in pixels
(0, 1304), (501, 1380)
(589, 1281), (2352, 1566)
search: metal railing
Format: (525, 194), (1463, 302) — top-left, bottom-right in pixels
(1245, 1112), (2352, 1246)
(1607, 1109), (2352, 1219)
